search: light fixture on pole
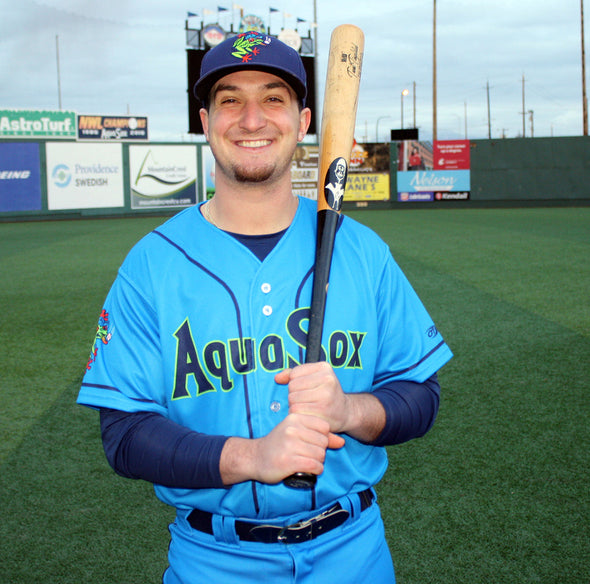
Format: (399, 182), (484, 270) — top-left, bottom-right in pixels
(401, 88), (409, 128)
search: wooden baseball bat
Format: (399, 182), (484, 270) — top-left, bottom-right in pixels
(284, 24), (364, 490)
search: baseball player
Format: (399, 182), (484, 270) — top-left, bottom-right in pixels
(78, 32), (452, 584)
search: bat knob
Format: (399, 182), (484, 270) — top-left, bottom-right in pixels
(283, 472), (317, 489)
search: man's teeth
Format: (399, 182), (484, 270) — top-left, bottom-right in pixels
(239, 140), (271, 148)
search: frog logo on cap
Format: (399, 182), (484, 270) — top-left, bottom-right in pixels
(231, 32), (272, 63)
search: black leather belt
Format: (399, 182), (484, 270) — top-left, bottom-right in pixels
(187, 488), (374, 545)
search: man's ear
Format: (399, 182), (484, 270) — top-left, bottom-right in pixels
(298, 107), (312, 142)
(199, 108), (209, 141)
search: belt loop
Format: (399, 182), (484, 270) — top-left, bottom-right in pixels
(348, 491), (362, 519)
(211, 514), (239, 545)
(360, 488), (375, 511)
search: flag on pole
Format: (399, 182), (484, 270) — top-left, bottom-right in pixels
(218, 5), (229, 11)
(269, 7), (280, 12)
(187, 11), (199, 18)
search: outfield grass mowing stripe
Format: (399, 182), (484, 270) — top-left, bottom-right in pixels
(0, 216), (166, 462)
(1, 208), (588, 583)
(349, 207), (590, 335)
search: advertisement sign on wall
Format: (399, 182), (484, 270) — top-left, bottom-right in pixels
(433, 140), (470, 170)
(291, 142), (391, 202)
(129, 145), (198, 209)
(397, 139), (471, 201)
(46, 142), (124, 210)
(78, 115), (148, 141)
(346, 141), (390, 201)
(201, 145), (215, 200)
(0, 110), (77, 139)
(291, 145), (319, 200)
(0, 142), (42, 212)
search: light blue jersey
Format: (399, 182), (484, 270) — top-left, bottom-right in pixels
(78, 196), (452, 520)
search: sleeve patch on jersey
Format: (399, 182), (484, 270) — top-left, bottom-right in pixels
(86, 309), (114, 370)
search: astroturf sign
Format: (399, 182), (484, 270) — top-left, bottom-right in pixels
(0, 109), (76, 139)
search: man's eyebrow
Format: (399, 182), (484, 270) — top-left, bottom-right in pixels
(213, 82), (238, 95)
(263, 80), (291, 92)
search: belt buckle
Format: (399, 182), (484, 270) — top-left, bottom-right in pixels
(276, 511), (319, 544)
(276, 521), (311, 544)
(276, 504), (348, 544)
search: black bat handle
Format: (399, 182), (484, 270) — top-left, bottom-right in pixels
(283, 210), (340, 490)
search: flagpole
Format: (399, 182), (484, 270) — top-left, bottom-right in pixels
(313, 0), (318, 136)
(313, 0), (318, 58)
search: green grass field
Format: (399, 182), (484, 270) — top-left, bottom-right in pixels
(1, 207), (588, 583)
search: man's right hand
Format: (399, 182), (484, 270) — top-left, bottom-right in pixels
(219, 413), (345, 486)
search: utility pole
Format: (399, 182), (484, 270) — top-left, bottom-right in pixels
(464, 101), (468, 139)
(528, 110), (534, 138)
(486, 81), (491, 139)
(432, 0), (437, 142)
(413, 81), (416, 128)
(56, 35), (62, 110)
(522, 74), (526, 137)
(582, 0), (588, 135)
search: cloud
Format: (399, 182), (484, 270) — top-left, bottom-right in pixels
(1, 0), (586, 140)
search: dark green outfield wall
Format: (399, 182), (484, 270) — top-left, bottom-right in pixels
(469, 136), (589, 202)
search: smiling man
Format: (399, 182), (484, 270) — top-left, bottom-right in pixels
(77, 31), (452, 584)
(202, 71), (308, 185)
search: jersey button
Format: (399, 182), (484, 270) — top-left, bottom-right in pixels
(261, 283), (271, 294)
(270, 401), (281, 412)
(262, 305), (273, 316)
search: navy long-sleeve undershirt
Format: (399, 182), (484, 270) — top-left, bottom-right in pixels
(99, 373), (440, 489)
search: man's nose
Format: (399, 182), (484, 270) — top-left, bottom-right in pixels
(239, 101), (267, 131)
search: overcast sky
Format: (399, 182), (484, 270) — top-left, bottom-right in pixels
(2, 0), (587, 142)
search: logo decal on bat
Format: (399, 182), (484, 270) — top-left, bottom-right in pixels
(340, 43), (363, 78)
(323, 157), (348, 211)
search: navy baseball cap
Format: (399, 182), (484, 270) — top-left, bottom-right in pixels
(194, 32), (307, 105)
